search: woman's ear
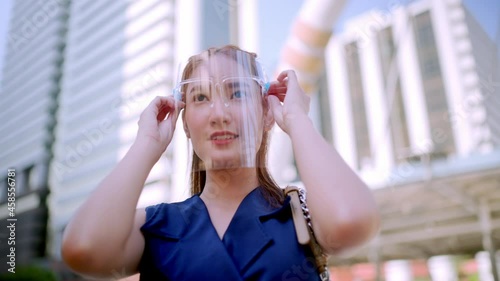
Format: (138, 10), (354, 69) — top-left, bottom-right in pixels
(263, 107), (275, 132)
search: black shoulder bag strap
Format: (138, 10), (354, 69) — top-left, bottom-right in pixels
(284, 186), (330, 281)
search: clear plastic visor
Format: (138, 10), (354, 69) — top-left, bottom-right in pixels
(174, 51), (270, 171)
(177, 77), (264, 108)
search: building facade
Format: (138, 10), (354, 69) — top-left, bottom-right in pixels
(0, 0), (243, 270)
(48, 0), (177, 259)
(325, 0), (499, 186)
(322, 0), (500, 279)
(0, 0), (69, 271)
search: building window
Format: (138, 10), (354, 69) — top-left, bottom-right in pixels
(16, 167), (30, 196)
(377, 27), (411, 162)
(413, 11), (456, 155)
(0, 177), (7, 203)
(345, 42), (372, 169)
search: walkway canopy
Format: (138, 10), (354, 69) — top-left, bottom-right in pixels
(331, 150), (500, 265)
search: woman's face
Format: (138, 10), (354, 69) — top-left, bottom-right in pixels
(183, 54), (268, 170)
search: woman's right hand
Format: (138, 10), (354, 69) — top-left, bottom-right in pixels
(136, 96), (184, 158)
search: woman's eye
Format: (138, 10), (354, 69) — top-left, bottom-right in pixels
(231, 90), (246, 99)
(193, 93), (209, 102)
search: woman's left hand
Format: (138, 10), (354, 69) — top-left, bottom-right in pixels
(267, 70), (310, 134)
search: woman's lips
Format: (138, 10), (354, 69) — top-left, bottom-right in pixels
(210, 131), (239, 145)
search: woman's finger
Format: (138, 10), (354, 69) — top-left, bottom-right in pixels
(266, 81), (287, 102)
(267, 84), (287, 102)
(268, 92), (286, 102)
(267, 95), (283, 127)
(158, 98), (184, 138)
(157, 105), (168, 122)
(142, 96), (167, 118)
(276, 70), (297, 85)
(156, 96), (181, 121)
(140, 97), (162, 124)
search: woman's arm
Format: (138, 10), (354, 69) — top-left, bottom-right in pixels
(61, 96), (183, 277)
(268, 71), (380, 255)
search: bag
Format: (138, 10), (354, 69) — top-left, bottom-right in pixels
(285, 186), (330, 281)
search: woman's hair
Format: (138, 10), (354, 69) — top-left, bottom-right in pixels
(181, 45), (284, 207)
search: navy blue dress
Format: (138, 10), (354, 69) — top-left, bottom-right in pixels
(139, 187), (321, 281)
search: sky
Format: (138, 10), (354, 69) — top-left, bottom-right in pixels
(0, 0), (498, 87)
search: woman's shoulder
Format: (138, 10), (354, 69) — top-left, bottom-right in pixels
(144, 194), (199, 216)
(140, 195), (203, 237)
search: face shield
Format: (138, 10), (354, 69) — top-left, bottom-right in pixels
(173, 47), (271, 171)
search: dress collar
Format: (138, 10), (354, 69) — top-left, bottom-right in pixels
(213, 187), (291, 272)
(143, 186), (292, 278)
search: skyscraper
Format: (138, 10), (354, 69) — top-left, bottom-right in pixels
(0, 0), (69, 270)
(1, 0), (243, 269)
(47, 0), (177, 258)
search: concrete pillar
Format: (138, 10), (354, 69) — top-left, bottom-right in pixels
(393, 7), (432, 154)
(476, 251), (500, 281)
(357, 12), (394, 178)
(428, 255), (458, 281)
(385, 260), (413, 281)
(479, 200), (499, 281)
(368, 236), (383, 281)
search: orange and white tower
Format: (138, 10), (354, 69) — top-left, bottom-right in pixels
(277, 0), (347, 94)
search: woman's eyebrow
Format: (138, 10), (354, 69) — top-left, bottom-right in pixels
(225, 81), (251, 89)
(188, 83), (210, 94)
(188, 86), (199, 94)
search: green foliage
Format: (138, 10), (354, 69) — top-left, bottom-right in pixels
(466, 273), (480, 281)
(0, 266), (57, 281)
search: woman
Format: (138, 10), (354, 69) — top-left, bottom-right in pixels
(62, 45), (379, 280)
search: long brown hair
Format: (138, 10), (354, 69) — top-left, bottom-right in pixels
(181, 45), (284, 207)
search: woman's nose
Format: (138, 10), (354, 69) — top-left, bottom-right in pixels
(209, 95), (231, 125)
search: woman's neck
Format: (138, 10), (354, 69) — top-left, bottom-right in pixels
(201, 167), (259, 203)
